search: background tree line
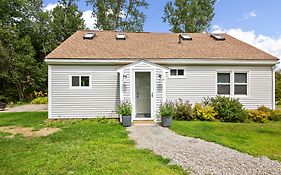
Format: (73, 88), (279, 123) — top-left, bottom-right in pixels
(2, 0), (279, 104)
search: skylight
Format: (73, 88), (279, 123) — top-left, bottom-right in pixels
(211, 34), (225, 40)
(180, 33), (192, 40)
(83, 32), (96, 39)
(116, 33), (126, 40)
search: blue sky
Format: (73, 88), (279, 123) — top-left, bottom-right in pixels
(43, 0), (281, 59)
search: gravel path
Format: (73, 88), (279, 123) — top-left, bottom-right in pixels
(1, 104), (47, 112)
(127, 124), (281, 175)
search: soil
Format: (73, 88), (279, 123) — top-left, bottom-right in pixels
(0, 126), (60, 138)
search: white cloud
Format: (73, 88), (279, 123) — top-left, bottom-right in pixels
(212, 25), (281, 62)
(239, 10), (257, 21)
(43, 3), (58, 12)
(82, 10), (97, 30)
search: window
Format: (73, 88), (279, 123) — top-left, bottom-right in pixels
(83, 32), (96, 39)
(180, 33), (192, 40)
(116, 33), (126, 40)
(72, 76), (80, 86)
(216, 72), (248, 96)
(81, 76), (89, 87)
(170, 69), (185, 77)
(70, 75), (90, 88)
(234, 73), (247, 95)
(217, 73), (230, 95)
(211, 33), (225, 40)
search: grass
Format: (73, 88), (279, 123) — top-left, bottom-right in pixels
(0, 112), (186, 175)
(170, 120), (281, 162)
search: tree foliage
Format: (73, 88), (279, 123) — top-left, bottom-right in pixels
(0, 0), (84, 102)
(163, 0), (216, 33)
(86, 0), (149, 32)
(275, 70), (281, 103)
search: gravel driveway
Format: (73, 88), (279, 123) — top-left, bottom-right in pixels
(127, 124), (281, 175)
(1, 104), (47, 112)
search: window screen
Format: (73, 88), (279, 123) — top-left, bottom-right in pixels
(234, 73), (247, 95)
(217, 73), (231, 95)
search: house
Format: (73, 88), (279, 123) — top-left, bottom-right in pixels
(45, 30), (278, 120)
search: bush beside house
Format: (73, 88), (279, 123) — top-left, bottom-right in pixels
(164, 96), (281, 123)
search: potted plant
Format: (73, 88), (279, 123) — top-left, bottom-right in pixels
(159, 102), (174, 127)
(118, 101), (132, 127)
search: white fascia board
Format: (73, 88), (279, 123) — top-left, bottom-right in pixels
(45, 58), (278, 66)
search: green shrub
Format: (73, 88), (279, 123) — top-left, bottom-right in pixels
(173, 99), (193, 120)
(31, 97), (48, 104)
(203, 96), (247, 122)
(159, 101), (174, 118)
(247, 110), (270, 123)
(269, 110), (281, 121)
(117, 101), (132, 116)
(193, 103), (217, 121)
(257, 106), (272, 113)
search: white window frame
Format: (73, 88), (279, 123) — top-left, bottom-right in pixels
(233, 72), (249, 97)
(216, 71), (249, 97)
(169, 67), (186, 78)
(216, 72), (231, 96)
(69, 75), (92, 89)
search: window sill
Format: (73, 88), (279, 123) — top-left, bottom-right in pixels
(168, 76), (186, 79)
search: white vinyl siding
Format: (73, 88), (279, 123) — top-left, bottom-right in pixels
(50, 65), (120, 118)
(166, 65), (273, 109)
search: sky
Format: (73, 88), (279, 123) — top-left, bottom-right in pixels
(43, 0), (281, 61)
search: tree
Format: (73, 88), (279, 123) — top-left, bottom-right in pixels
(163, 0), (216, 33)
(50, 0), (84, 44)
(275, 71), (281, 103)
(0, 0), (84, 102)
(86, 0), (149, 32)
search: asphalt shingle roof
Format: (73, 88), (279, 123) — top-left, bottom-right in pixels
(46, 30), (278, 60)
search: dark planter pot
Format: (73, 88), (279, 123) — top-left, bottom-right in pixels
(122, 115), (132, 127)
(161, 116), (172, 127)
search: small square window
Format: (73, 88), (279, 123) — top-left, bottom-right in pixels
(72, 76), (79, 86)
(71, 75), (90, 88)
(178, 69), (184, 76)
(81, 76), (89, 87)
(170, 69), (184, 77)
(170, 69), (177, 76)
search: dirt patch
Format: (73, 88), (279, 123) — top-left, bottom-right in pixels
(0, 126), (60, 138)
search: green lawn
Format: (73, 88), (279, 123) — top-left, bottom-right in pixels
(171, 120), (281, 162)
(0, 112), (186, 175)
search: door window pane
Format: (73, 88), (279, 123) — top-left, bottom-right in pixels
(217, 73), (230, 83)
(72, 76), (79, 86)
(217, 85), (230, 95)
(81, 76), (89, 87)
(234, 85), (247, 95)
(235, 73), (247, 83)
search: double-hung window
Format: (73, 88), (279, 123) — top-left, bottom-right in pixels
(217, 72), (248, 96)
(70, 75), (90, 88)
(234, 73), (247, 95)
(217, 73), (231, 95)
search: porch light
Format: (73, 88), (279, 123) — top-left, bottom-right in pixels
(158, 74), (164, 81)
(123, 75), (128, 81)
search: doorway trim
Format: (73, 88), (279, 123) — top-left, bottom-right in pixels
(132, 69), (155, 121)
